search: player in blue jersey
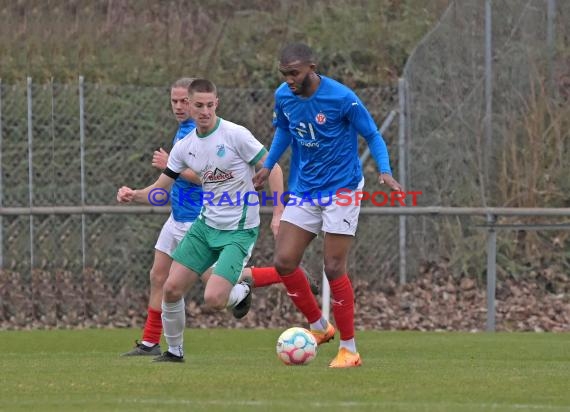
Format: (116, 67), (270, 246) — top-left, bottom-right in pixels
(254, 43), (403, 368)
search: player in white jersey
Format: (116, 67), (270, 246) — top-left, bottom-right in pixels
(120, 77), (203, 357)
(118, 79), (284, 362)
(254, 43), (403, 368)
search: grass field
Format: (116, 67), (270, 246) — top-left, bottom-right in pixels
(0, 329), (568, 412)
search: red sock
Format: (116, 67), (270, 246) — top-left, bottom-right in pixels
(142, 306), (162, 345)
(280, 267), (322, 323)
(250, 266), (281, 287)
(330, 274), (355, 341)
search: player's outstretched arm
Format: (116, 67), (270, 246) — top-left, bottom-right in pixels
(117, 186), (136, 203)
(254, 127), (291, 191)
(379, 173), (403, 192)
(117, 173), (175, 205)
(346, 94), (403, 191)
(361, 128), (404, 191)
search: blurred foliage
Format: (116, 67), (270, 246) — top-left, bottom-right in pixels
(0, 0), (449, 86)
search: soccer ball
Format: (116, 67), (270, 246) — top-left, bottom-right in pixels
(276, 327), (317, 365)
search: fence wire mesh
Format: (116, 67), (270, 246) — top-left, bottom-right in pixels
(401, 0), (570, 275)
(0, 79), (400, 328)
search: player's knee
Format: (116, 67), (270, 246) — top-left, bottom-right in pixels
(162, 281), (183, 302)
(149, 267), (168, 288)
(203, 290), (227, 310)
(323, 259), (346, 278)
(273, 256), (297, 276)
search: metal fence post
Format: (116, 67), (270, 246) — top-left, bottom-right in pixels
(486, 213), (497, 332)
(79, 76), (86, 272)
(0, 78), (3, 269)
(484, 1), (495, 331)
(50, 79), (56, 270)
(27, 77), (35, 319)
(398, 78), (407, 285)
(484, 0), (493, 199)
(321, 264), (330, 321)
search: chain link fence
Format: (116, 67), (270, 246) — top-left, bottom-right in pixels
(0, 79), (400, 328)
(401, 0), (570, 276)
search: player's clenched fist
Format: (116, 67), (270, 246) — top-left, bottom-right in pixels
(117, 186), (135, 203)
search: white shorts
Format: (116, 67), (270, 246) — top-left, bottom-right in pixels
(154, 214), (194, 257)
(281, 178), (364, 236)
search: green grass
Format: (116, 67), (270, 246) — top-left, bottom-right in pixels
(0, 329), (568, 412)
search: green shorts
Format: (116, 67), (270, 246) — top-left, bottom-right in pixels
(172, 218), (259, 285)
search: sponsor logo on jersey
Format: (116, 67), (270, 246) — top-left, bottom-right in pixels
(203, 168), (234, 183)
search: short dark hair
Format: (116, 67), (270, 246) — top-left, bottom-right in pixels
(279, 43), (316, 65)
(188, 78), (217, 95)
(171, 77), (195, 89)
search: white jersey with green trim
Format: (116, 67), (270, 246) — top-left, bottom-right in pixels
(167, 118), (266, 230)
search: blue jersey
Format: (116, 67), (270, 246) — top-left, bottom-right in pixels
(170, 118), (202, 222)
(287, 140), (299, 192)
(268, 75), (392, 198)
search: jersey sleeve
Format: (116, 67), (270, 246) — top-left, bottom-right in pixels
(263, 127), (292, 170)
(342, 91), (392, 174)
(233, 127), (266, 165)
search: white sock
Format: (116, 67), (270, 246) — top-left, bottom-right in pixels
(141, 340), (157, 348)
(310, 316), (328, 331)
(168, 345), (184, 358)
(339, 338), (357, 353)
(161, 299), (185, 357)
(226, 282), (250, 308)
